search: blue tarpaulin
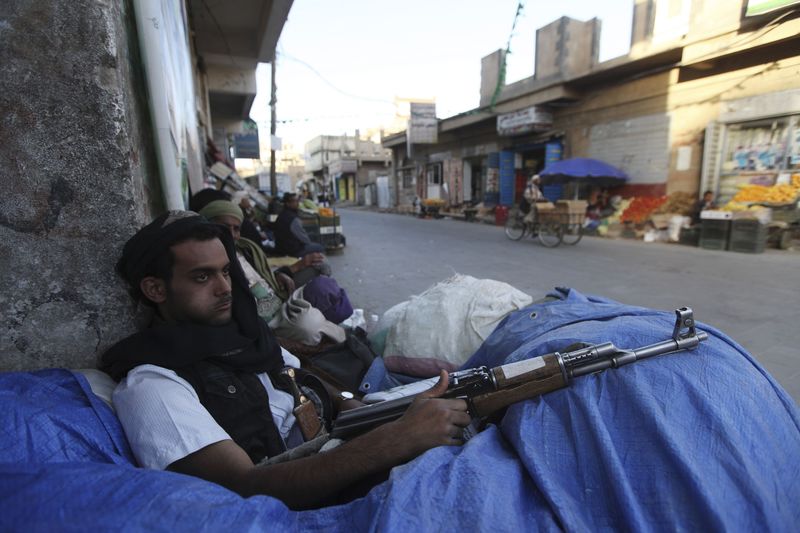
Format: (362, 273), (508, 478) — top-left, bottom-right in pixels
(1, 289), (798, 531)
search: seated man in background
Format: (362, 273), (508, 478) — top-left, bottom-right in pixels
(191, 188), (274, 255)
(230, 191), (270, 247)
(200, 200), (353, 365)
(274, 193), (325, 258)
(691, 190), (717, 225)
(199, 200), (329, 294)
(198, 200), (292, 323)
(101, 211), (470, 509)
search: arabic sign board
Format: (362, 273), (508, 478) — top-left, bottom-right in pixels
(233, 132), (260, 159)
(408, 102), (438, 144)
(328, 159), (358, 174)
(257, 173), (291, 194)
(497, 106), (553, 136)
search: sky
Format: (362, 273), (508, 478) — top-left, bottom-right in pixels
(249, 0), (634, 153)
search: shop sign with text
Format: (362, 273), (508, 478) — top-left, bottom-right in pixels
(497, 106), (553, 136)
(408, 103), (438, 144)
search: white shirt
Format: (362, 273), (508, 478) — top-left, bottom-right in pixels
(524, 182), (544, 202)
(112, 348), (302, 470)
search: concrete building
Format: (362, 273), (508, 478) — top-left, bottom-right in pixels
(384, 1), (800, 210)
(304, 133), (392, 206)
(235, 134), (307, 196)
(0, 0), (292, 371)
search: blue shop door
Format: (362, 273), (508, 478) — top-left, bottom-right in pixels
(499, 151), (515, 206)
(543, 142), (563, 201)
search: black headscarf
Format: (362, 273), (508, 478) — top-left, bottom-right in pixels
(101, 211), (284, 380)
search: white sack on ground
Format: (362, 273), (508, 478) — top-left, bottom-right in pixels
(382, 274), (533, 376)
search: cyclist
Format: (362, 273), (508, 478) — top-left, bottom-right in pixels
(522, 174), (545, 227)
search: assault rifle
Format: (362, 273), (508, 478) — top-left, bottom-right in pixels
(331, 307), (707, 440)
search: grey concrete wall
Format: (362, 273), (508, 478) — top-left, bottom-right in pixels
(535, 17), (600, 81)
(480, 49), (506, 108)
(631, 0), (655, 49)
(0, 0), (162, 371)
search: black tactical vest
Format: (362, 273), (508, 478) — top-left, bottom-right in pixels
(176, 362), (287, 463)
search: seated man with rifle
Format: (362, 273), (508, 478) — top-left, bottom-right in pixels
(102, 213), (710, 511)
(102, 211), (470, 510)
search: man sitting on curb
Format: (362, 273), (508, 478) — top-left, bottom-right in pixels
(101, 211), (470, 509)
(274, 192), (325, 258)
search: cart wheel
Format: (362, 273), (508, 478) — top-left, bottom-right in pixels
(538, 222), (563, 247)
(561, 223), (583, 245)
(504, 213), (528, 240)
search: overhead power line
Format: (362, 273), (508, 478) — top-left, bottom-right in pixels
(277, 51), (395, 106)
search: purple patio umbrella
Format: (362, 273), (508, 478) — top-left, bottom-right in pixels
(539, 157), (629, 187)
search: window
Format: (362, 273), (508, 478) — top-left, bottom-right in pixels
(402, 169), (414, 188)
(426, 163), (442, 185)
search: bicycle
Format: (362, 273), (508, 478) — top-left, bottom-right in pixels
(560, 220), (583, 245)
(504, 208), (563, 247)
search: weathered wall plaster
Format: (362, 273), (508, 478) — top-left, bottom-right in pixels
(0, 0), (163, 371)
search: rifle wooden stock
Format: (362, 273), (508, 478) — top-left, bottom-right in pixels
(471, 354), (566, 417)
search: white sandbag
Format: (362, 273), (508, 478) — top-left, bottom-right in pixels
(382, 274), (533, 375)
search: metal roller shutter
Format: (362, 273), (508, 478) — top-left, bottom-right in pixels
(588, 113), (671, 184)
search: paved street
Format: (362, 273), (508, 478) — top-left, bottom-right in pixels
(327, 208), (800, 404)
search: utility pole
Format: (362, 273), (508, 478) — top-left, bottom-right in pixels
(269, 59), (277, 196)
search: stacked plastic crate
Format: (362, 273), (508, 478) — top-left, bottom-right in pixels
(729, 219), (768, 253)
(699, 211), (732, 250)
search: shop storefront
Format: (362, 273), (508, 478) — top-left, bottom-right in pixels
(425, 160), (444, 200)
(715, 116), (799, 202)
(329, 158), (358, 202)
(335, 174), (356, 201)
(702, 88), (800, 203)
(442, 158), (463, 206)
(506, 140), (564, 204)
(495, 106), (563, 206)
(461, 157), (485, 203)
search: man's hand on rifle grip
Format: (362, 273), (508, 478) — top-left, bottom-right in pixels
(389, 370), (472, 461)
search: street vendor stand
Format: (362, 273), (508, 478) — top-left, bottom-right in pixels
(714, 175), (800, 251)
(300, 207), (346, 252)
(539, 158), (629, 199)
(538, 157), (629, 244)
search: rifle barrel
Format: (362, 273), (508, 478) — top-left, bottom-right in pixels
(569, 331), (707, 378)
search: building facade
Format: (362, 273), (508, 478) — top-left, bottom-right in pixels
(304, 133), (392, 205)
(384, 1), (800, 210)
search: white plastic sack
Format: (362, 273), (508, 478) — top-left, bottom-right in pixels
(382, 274), (533, 375)
(668, 215), (691, 242)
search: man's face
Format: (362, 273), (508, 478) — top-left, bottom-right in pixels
(160, 238), (233, 326)
(212, 215), (241, 241)
(286, 197), (299, 210)
(704, 192), (713, 202)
